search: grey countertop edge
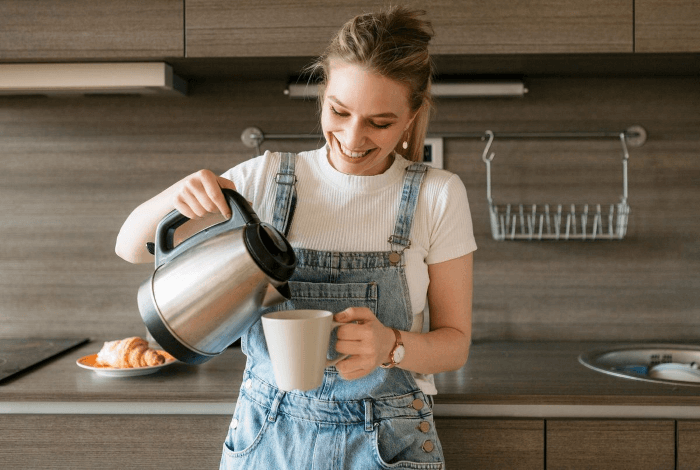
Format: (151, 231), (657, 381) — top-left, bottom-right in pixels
(4, 340), (700, 418)
(3, 401), (700, 419)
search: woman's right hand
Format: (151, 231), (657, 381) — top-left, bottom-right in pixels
(173, 169), (238, 220)
(116, 169), (238, 264)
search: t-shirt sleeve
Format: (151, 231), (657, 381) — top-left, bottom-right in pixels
(220, 151), (281, 223)
(425, 173), (477, 265)
(220, 153), (266, 201)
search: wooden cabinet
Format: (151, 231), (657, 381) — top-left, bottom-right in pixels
(546, 419), (676, 470)
(1, 414), (697, 469)
(0, 414), (230, 469)
(0, 0), (184, 60)
(635, 0), (700, 52)
(185, 0), (633, 58)
(436, 418), (544, 470)
(4, 1), (699, 62)
(678, 420), (700, 470)
(427, 0), (633, 55)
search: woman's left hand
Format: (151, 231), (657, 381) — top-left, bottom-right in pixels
(333, 307), (396, 381)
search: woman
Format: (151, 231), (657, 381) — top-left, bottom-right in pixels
(116, 6), (475, 469)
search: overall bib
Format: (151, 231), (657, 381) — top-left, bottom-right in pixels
(220, 153), (445, 469)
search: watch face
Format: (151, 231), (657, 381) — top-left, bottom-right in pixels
(393, 345), (405, 364)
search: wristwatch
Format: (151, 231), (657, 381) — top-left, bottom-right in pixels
(380, 328), (405, 369)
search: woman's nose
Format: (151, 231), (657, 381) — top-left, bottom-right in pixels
(343, 119), (366, 149)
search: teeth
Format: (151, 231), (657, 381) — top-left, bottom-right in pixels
(340, 144), (371, 158)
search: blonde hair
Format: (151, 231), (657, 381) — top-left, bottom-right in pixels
(308, 6), (435, 162)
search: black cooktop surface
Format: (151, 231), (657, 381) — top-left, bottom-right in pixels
(0, 337), (90, 384)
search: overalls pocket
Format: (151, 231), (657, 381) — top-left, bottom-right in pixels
(221, 394), (270, 461)
(373, 413), (444, 469)
(287, 280), (378, 311)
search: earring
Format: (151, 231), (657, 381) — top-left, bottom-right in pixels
(402, 132), (409, 150)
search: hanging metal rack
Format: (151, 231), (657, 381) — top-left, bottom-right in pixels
(240, 124), (647, 241)
(481, 125), (646, 241)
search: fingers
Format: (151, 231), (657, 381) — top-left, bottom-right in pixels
(334, 355), (372, 381)
(217, 175), (238, 191)
(174, 170), (236, 219)
(331, 307), (397, 381)
(205, 181), (232, 220)
(334, 307), (374, 323)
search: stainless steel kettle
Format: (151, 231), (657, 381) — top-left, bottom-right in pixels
(137, 188), (296, 364)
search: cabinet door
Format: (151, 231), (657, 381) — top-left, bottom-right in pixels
(435, 418), (544, 470)
(547, 419), (675, 470)
(678, 420), (700, 470)
(428, 0), (633, 54)
(185, 0), (633, 58)
(0, 0), (184, 60)
(0, 414), (230, 468)
(636, 0), (700, 52)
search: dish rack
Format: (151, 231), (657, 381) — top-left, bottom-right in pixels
(481, 127), (644, 241)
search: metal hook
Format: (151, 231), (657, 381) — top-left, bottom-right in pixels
(619, 132), (629, 203)
(481, 130), (496, 204)
(481, 130), (495, 163)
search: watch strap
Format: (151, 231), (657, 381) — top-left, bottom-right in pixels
(380, 328), (403, 369)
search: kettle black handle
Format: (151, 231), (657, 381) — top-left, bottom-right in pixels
(153, 188), (260, 267)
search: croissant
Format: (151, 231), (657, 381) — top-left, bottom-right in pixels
(95, 337), (169, 368)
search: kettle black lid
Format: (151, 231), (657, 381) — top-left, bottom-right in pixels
(244, 222), (296, 282)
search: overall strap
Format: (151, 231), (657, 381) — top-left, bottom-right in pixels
(271, 152), (297, 237)
(388, 163), (429, 261)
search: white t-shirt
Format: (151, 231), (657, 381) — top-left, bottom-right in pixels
(223, 145), (477, 394)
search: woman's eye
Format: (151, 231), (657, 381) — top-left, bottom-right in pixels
(330, 106), (348, 117)
(330, 106), (392, 129)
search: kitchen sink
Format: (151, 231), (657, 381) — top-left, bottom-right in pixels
(579, 344), (700, 386)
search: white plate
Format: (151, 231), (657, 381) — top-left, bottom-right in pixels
(76, 352), (177, 377)
(649, 363), (700, 383)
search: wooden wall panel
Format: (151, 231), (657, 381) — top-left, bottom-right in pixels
(0, 76), (698, 342)
(0, 0), (184, 60)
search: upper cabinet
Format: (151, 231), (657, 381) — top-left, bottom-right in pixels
(429, 0), (633, 54)
(635, 0), (700, 52)
(0, 0), (184, 61)
(5, 1), (696, 66)
(185, 0), (634, 58)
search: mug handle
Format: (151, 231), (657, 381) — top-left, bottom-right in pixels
(325, 321), (350, 367)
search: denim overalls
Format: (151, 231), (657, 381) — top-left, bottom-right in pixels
(221, 153), (445, 469)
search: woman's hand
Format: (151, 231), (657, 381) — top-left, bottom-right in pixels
(333, 307), (396, 381)
(116, 169), (237, 263)
(174, 169), (237, 220)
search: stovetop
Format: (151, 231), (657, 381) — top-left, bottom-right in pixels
(0, 337), (90, 384)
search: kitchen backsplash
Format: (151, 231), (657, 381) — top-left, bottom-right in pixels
(1, 76), (698, 341)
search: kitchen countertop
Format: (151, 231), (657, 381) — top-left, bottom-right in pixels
(3, 340), (700, 419)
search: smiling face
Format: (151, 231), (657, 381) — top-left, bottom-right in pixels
(321, 60), (416, 176)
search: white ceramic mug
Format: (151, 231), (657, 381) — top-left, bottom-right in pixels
(261, 309), (346, 391)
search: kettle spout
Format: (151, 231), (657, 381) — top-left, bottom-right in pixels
(262, 282), (292, 307)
